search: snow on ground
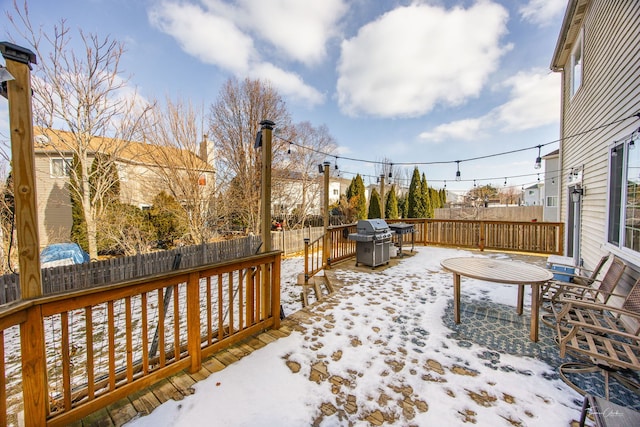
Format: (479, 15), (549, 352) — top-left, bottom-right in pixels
(127, 246), (583, 426)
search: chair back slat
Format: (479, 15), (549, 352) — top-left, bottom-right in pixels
(622, 278), (640, 314)
(596, 257), (626, 302)
(590, 255), (610, 281)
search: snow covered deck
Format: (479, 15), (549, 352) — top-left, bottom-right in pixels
(78, 246), (640, 426)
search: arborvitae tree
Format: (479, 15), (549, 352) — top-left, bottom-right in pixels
(368, 188), (382, 219)
(385, 185), (399, 219)
(347, 174), (367, 220)
(407, 168), (425, 218)
(421, 173), (433, 218)
(440, 188), (447, 206)
(430, 187), (440, 213)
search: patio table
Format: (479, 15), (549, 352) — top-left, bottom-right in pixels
(440, 257), (553, 342)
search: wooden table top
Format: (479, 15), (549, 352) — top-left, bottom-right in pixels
(440, 257), (553, 284)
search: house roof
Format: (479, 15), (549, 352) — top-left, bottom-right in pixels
(543, 149), (559, 158)
(550, 0), (590, 71)
(33, 127), (213, 172)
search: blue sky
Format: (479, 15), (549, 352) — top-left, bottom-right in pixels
(0, 0), (567, 192)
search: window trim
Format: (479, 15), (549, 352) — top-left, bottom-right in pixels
(50, 157), (72, 178)
(606, 137), (640, 258)
(570, 28), (584, 98)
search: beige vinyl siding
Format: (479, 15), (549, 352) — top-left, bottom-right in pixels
(34, 155), (73, 247)
(559, 0), (640, 278)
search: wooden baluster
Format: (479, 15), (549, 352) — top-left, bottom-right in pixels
(228, 272), (234, 335)
(125, 296), (133, 382)
(206, 276), (212, 345)
(158, 289), (165, 368)
(173, 285), (180, 362)
(272, 254), (281, 329)
(187, 272), (201, 373)
(238, 270), (244, 331)
(108, 301), (115, 391)
(61, 312), (71, 411)
(141, 293), (149, 375)
(217, 274), (223, 341)
(85, 306), (94, 400)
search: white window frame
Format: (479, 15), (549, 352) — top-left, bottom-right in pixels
(50, 157), (71, 178)
(606, 139), (640, 260)
(546, 196), (558, 207)
(570, 29), (583, 98)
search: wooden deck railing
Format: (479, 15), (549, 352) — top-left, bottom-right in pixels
(302, 219), (562, 282)
(0, 251), (281, 427)
(385, 218), (564, 255)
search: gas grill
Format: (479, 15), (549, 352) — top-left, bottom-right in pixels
(348, 219), (393, 268)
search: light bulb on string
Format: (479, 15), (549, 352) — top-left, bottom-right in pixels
(455, 161), (461, 182)
(473, 179), (476, 188)
(534, 145), (542, 169)
(287, 142), (291, 155)
(334, 156), (339, 170)
(504, 177), (507, 186)
(444, 180), (447, 189)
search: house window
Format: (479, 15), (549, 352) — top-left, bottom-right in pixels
(608, 141), (640, 252)
(50, 158), (71, 177)
(570, 30), (583, 97)
(333, 189), (339, 196)
(546, 196), (558, 207)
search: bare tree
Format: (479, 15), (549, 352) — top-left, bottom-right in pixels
(7, 2), (151, 258)
(142, 97), (217, 244)
(209, 77), (292, 234)
(275, 122), (336, 228)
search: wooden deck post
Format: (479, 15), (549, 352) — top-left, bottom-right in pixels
(259, 120), (274, 317)
(1, 42), (42, 299)
(20, 305), (48, 426)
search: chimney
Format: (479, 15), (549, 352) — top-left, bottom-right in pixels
(199, 134), (214, 166)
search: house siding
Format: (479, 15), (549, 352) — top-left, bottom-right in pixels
(555, 0), (640, 286)
(35, 155), (73, 246)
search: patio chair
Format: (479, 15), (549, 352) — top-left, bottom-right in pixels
(540, 256), (625, 328)
(555, 277), (640, 399)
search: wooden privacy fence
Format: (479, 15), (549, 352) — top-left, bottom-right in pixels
(0, 236), (262, 305)
(0, 251), (281, 426)
(270, 226), (324, 255)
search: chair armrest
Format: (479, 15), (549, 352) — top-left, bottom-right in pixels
(560, 299), (640, 321)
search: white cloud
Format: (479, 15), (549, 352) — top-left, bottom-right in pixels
(519, 0), (566, 27)
(238, 0), (347, 65)
(149, 2), (255, 74)
(418, 118), (486, 143)
(148, 0), (333, 106)
(419, 68), (560, 142)
(493, 69), (561, 131)
(337, 2), (510, 118)
(249, 63), (324, 105)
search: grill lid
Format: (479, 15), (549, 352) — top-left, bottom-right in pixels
(356, 219), (390, 235)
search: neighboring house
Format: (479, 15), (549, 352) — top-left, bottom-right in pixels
(551, 1), (640, 278)
(523, 183), (544, 206)
(543, 149), (560, 222)
(271, 169), (323, 217)
(33, 128), (215, 247)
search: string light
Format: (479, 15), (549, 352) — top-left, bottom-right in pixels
(334, 156), (339, 170)
(455, 161), (461, 182)
(389, 163), (393, 178)
(504, 177), (507, 186)
(534, 145), (542, 169)
(287, 142), (291, 155)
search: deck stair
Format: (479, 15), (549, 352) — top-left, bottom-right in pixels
(296, 273), (334, 307)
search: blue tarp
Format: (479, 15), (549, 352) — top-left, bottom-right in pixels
(40, 243), (90, 266)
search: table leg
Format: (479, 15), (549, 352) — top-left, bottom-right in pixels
(454, 273), (460, 324)
(530, 283), (539, 342)
(517, 285), (524, 315)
